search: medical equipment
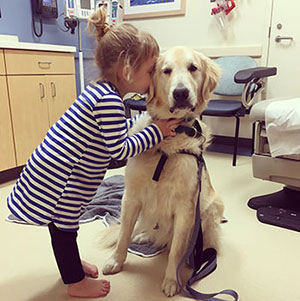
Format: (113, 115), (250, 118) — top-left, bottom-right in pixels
(65, 0), (122, 23)
(250, 99), (300, 188)
(248, 98), (300, 231)
(96, 0), (123, 26)
(64, 0), (123, 92)
(65, 0), (95, 19)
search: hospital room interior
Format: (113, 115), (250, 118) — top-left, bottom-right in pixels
(1, 0), (300, 300)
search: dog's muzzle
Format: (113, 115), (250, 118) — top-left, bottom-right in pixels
(170, 85), (195, 113)
(173, 86), (189, 102)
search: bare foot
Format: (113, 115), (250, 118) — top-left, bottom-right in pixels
(81, 260), (99, 278)
(68, 277), (110, 298)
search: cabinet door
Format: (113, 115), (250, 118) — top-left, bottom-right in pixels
(8, 76), (50, 166)
(47, 75), (77, 125)
(0, 50), (5, 75)
(0, 76), (16, 171)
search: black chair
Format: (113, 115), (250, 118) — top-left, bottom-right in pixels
(123, 57), (277, 167)
(124, 94), (147, 118)
(202, 56), (277, 166)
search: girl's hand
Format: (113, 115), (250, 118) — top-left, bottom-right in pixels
(153, 118), (184, 137)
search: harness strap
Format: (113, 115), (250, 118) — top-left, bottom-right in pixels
(153, 118), (202, 182)
(152, 152), (168, 182)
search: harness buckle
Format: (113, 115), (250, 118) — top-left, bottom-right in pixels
(190, 127), (197, 138)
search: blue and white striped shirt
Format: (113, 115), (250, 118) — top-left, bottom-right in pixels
(7, 81), (163, 231)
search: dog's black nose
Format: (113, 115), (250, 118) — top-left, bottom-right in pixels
(173, 86), (189, 102)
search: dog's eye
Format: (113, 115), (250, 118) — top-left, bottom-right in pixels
(188, 64), (198, 72)
(163, 68), (172, 75)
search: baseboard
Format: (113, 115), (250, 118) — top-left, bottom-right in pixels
(0, 166), (23, 184)
(207, 135), (252, 156)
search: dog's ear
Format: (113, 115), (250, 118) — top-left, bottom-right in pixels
(147, 74), (156, 104)
(198, 54), (221, 102)
(147, 58), (161, 104)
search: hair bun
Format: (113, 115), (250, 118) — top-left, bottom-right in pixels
(88, 6), (110, 41)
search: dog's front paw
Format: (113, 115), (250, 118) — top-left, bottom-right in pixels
(162, 278), (180, 297)
(102, 257), (123, 275)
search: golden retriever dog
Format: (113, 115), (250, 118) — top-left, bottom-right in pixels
(102, 46), (223, 297)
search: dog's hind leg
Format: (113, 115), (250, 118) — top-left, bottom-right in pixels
(202, 197), (224, 251)
(102, 193), (141, 275)
(162, 206), (195, 297)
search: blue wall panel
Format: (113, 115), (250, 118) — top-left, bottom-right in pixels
(0, 0), (98, 95)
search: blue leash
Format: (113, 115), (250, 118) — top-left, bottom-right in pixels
(176, 154), (239, 301)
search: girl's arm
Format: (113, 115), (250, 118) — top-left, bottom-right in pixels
(94, 95), (163, 161)
(126, 112), (146, 129)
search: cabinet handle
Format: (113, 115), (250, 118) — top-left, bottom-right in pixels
(39, 83), (45, 99)
(51, 82), (56, 97)
(38, 61), (52, 69)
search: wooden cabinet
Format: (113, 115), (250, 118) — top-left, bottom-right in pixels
(4, 49), (75, 75)
(0, 49), (17, 171)
(0, 76), (17, 171)
(1, 48), (76, 169)
(47, 75), (76, 125)
(0, 50), (5, 74)
(8, 75), (76, 165)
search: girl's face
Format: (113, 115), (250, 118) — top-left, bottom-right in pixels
(118, 56), (157, 97)
(128, 56), (157, 95)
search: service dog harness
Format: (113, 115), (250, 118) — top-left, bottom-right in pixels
(152, 119), (238, 301)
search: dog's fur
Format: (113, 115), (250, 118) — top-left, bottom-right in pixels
(102, 46), (223, 297)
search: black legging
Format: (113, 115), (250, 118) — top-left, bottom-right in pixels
(48, 223), (85, 284)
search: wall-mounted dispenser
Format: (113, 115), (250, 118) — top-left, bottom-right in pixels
(211, 0), (235, 30)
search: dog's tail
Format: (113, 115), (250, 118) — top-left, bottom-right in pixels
(98, 223), (120, 249)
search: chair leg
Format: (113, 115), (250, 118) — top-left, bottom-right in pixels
(251, 122), (255, 154)
(233, 116), (240, 166)
(124, 103), (131, 118)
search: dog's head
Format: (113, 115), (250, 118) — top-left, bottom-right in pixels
(147, 46), (220, 119)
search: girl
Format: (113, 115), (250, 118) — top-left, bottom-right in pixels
(7, 6), (182, 299)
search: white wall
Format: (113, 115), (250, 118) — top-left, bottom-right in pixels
(126, 0), (273, 138)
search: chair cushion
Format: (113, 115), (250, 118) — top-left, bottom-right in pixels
(203, 100), (243, 116)
(214, 56), (257, 96)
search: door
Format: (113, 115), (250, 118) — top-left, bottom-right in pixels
(267, 0), (300, 98)
(47, 75), (76, 126)
(0, 76), (16, 171)
(8, 76), (50, 165)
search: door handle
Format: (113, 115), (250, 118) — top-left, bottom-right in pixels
(275, 35), (294, 43)
(39, 83), (45, 99)
(51, 82), (56, 98)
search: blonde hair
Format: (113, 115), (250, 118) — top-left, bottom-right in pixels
(88, 6), (159, 83)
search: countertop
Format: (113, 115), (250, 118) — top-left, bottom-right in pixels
(0, 35), (76, 52)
